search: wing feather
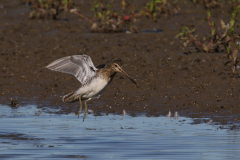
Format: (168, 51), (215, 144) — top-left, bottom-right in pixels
(96, 63), (107, 69)
(46, 54), (97, 84)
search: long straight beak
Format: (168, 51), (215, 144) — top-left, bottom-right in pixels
(121, 69), (138, 86)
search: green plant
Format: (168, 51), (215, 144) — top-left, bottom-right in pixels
(190, 0), (221, 8)
(143, 0), (181, 21)
(222, 6), (240, 73)
(27, 0), (74, 19)
(176, 6), (240, 73)
(230, 0), (240, 11)
(72, 0), (141, 33)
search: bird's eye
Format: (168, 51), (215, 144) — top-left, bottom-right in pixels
(115, 65), (117, 67)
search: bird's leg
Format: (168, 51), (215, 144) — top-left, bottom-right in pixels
(83, 98), (92, 122)
(84, 98), (92, 111)
(78, 94), (83, 118)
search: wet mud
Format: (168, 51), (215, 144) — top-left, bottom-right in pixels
(1, 0), (240, 124)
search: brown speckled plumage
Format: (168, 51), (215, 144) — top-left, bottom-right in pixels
(98, 67), (117, 82)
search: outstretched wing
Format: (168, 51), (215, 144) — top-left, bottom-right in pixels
(46, 54), (98, 84)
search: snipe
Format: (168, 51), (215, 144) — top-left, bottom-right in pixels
(46, 54), (137, 121)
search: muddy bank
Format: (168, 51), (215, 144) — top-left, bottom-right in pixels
(0, 0), (240, 124)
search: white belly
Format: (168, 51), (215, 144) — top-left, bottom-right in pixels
(76, 77), (109, 99)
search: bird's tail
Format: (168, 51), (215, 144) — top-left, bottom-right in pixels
(62, 92), (79, 103)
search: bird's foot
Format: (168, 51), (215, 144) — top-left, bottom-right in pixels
(78, 94), (83, 119)
(83, 109), (87, 122)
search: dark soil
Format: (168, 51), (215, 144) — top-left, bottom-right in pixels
(1, 0), (240, 124)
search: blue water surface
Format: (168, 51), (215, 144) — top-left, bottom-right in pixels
(0, 105), (240, 160)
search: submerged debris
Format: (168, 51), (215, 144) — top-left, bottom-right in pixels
(10, 98), (19, 107)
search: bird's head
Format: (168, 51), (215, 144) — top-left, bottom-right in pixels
(111, 63), (123, 73)
(111, 63), (138, 86)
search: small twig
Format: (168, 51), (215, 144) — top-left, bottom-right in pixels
(188, 33), (204, 46)
(33, 5), (40, 10)
(220, 28), (229, 40)
(207, 16), (214, 30)
(72, 11), (92, 23)
(124, 0), (134, 15)
(99, 0), (104, 9)
(207, 39), (213, 48)
(189, 39), (203, 46)
(232, 34), (236, 44)
(143, 9), (152, 15)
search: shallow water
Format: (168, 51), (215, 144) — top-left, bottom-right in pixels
(0, 105), (240, 160)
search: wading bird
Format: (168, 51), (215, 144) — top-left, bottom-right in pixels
(46, 54), (137, 120)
